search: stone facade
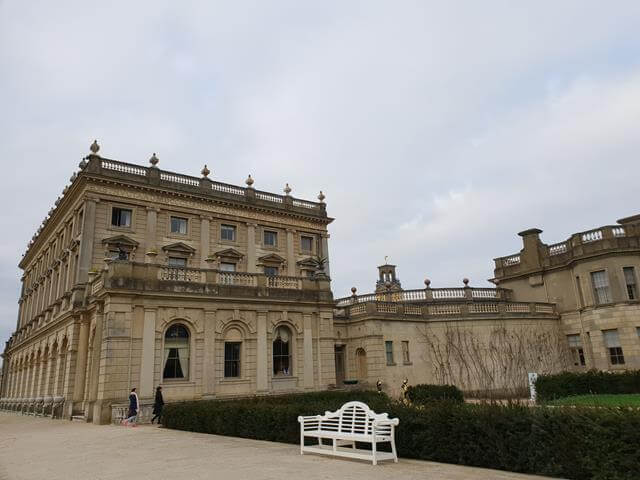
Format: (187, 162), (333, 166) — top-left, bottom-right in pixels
(1, 142), (638, 422)
(493, 217), (640, 371)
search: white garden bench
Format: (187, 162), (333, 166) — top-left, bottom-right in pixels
(297, 401), (399, 465)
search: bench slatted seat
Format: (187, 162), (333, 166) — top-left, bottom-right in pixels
(297, 401), (399, 465)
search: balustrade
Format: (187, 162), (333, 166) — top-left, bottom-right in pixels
(160, 171), (199, 186)
(581, 229), (603, 243)
(101, 160), (147, 176)
(548, 242), (568, 256)
(217, 271), (258, 287)
(267, 275), (301, 289)
(159, 267), (203, 282)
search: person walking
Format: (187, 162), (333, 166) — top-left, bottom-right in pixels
(122, 387), (139, 427)
(151, 386), (164, 425)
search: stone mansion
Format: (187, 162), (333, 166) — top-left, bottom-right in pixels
(1, 142), (639, 423)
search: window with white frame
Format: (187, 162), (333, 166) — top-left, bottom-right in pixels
(111, 207), (132, 228)
(168, 257), (187, 267)
(220, 262), (236, 272)
(623, 267), (637, 300)
(163, 324), (190, 379)
(273, 326), (292, 376)
(567, 334), (586, 366)
(300, 235), (313, 252)
(385, 341), (394, 365)
(603, 329), (625, 365)
(221, 224), (236, 242)
(590, 270), (611, 305)
(170, 216), (188, 234)
(224, 342), (241, 377)
(264, 230), (277, 247)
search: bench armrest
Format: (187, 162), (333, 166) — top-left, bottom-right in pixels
(373, 417), (400, 427)
(297, 415), (323, 424)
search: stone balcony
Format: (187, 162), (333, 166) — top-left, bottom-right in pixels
(493, 223), (640, 280)
(80, 155), (328, 219)
(334, 286), (557, 320)
(89, 261), (333, 303)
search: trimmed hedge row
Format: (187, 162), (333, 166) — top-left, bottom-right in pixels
(406, 384), (464, 404)
(163, 391), (640, 480)
(535, 370), (640, 402)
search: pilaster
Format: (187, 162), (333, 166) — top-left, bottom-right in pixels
(286, 229), (296, 276)
(247, 223), (257, 273)
(303, 313), (314, 389)
(139, 308), (156, 398)
(203, 309), (217, 395)
(256, 310), (268, 391)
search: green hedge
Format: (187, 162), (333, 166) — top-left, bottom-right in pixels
(406, 384), (464, 404)
(163, 391), (640, 480)
(535, 370), (640, 402)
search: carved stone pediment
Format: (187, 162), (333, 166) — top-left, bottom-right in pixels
(296, 257), (317, 268)
(258, 253), (286, 264)
(213, 248), (244, 260)
(101, 235), (140, 248)
(162, 242), (196, 255)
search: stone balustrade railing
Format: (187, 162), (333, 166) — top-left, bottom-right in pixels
(337, 300), (556, 319)
(85, 157), (326, 217)
(494, 223), (640, 273)
(335, 287), (511, 307)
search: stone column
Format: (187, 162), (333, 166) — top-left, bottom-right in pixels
(200, 216), (211, 268)
(72, 319), (90, 403)
(246, 223), (257, 273)
(145, 207), (158, 263)
(75, 198), (98, 285)
(52, 351), (64, 396)
(202, 310), (217, 396)
(303, 314), (314, 389)
(139, 309), (156, 399)
(29, 360), (39, 398)
(88, 309), (103, 403)
(42, 354), (54, 397)
(256, 311), (268, 392)
(286, 229), (296, 276)
(320, 234), (331, 277)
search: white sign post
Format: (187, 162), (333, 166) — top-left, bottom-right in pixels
(528, 372), (538, 402)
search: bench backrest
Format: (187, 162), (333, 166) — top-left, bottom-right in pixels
(321, 401), (386, 435)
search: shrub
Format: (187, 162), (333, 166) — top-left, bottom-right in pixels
(406, 384), (464, 404)
(163, 390), (640, 480)
(535, 370), (640, 403)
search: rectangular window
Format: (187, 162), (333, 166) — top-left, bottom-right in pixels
(264, 230), (277, 247)
(168, 257), (187, 267)
(111, 207), (132, 228)
(385, 341), (394, 365)
(401, 341), (410, 364)
(109, 249), (130, 261)
(636, 327), (640, 339)
(170, 216), (188, 234)
(224, 342), (241, 378)
(220, 262), (236, 272)
(566, 334), (586, 366)
(603, 329), (625, 365)
(221, 224), (236, 242)
(623, 267), (637, 300)
(590, 270), (611, 305)
(264, 266), (278, 276)
(301, 236), (313, 252)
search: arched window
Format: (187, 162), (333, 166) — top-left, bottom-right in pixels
(163, 324), (190, 380)
(273, 326), (292, 376)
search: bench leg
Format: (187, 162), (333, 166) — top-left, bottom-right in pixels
(372, 440), (377, 466)
(391, 437), (398, 463)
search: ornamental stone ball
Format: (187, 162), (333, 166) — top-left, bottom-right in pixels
(245, 175), (254, 188)
(149, 153), (159, 167)
(318, 191), (325, 202)
(351, 287), (357, 295)
(463, 278), (470, 286)
(424, 278), (431, 287)
(201, 164), (210, 177)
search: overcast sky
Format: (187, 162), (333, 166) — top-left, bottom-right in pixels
(2, 1), (640, 349)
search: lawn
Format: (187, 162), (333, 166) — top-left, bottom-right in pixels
(546, 393), (640, 407)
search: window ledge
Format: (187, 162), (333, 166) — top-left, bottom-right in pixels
(108, 226), (135, 233)
(219, 378), (251, 384)
(161, 380), (195, 386)
(272, 375), (297, 381)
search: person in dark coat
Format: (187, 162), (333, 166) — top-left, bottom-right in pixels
(122, 387), (139, 427)
(151, 386), (164, 425)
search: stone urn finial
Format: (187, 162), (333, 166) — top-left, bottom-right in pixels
(78, 158), (87, 169)
(463, 278), (469, 286)
(90, 139), (100, 154)
(284, 183), (292, 195)
(149, 153), (159, 167)
(351, 287), (357, 296)
(245, 174), (254, 188)
(318, 190), (325, 202)
(201, 164), (211, 178)
(424, 278), (431, 288)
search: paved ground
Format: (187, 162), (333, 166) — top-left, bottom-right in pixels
(0, 413), (559, 480)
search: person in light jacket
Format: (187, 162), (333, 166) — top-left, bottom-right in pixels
(151, 386), (164, 425)
(122, 387), (139, 427)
